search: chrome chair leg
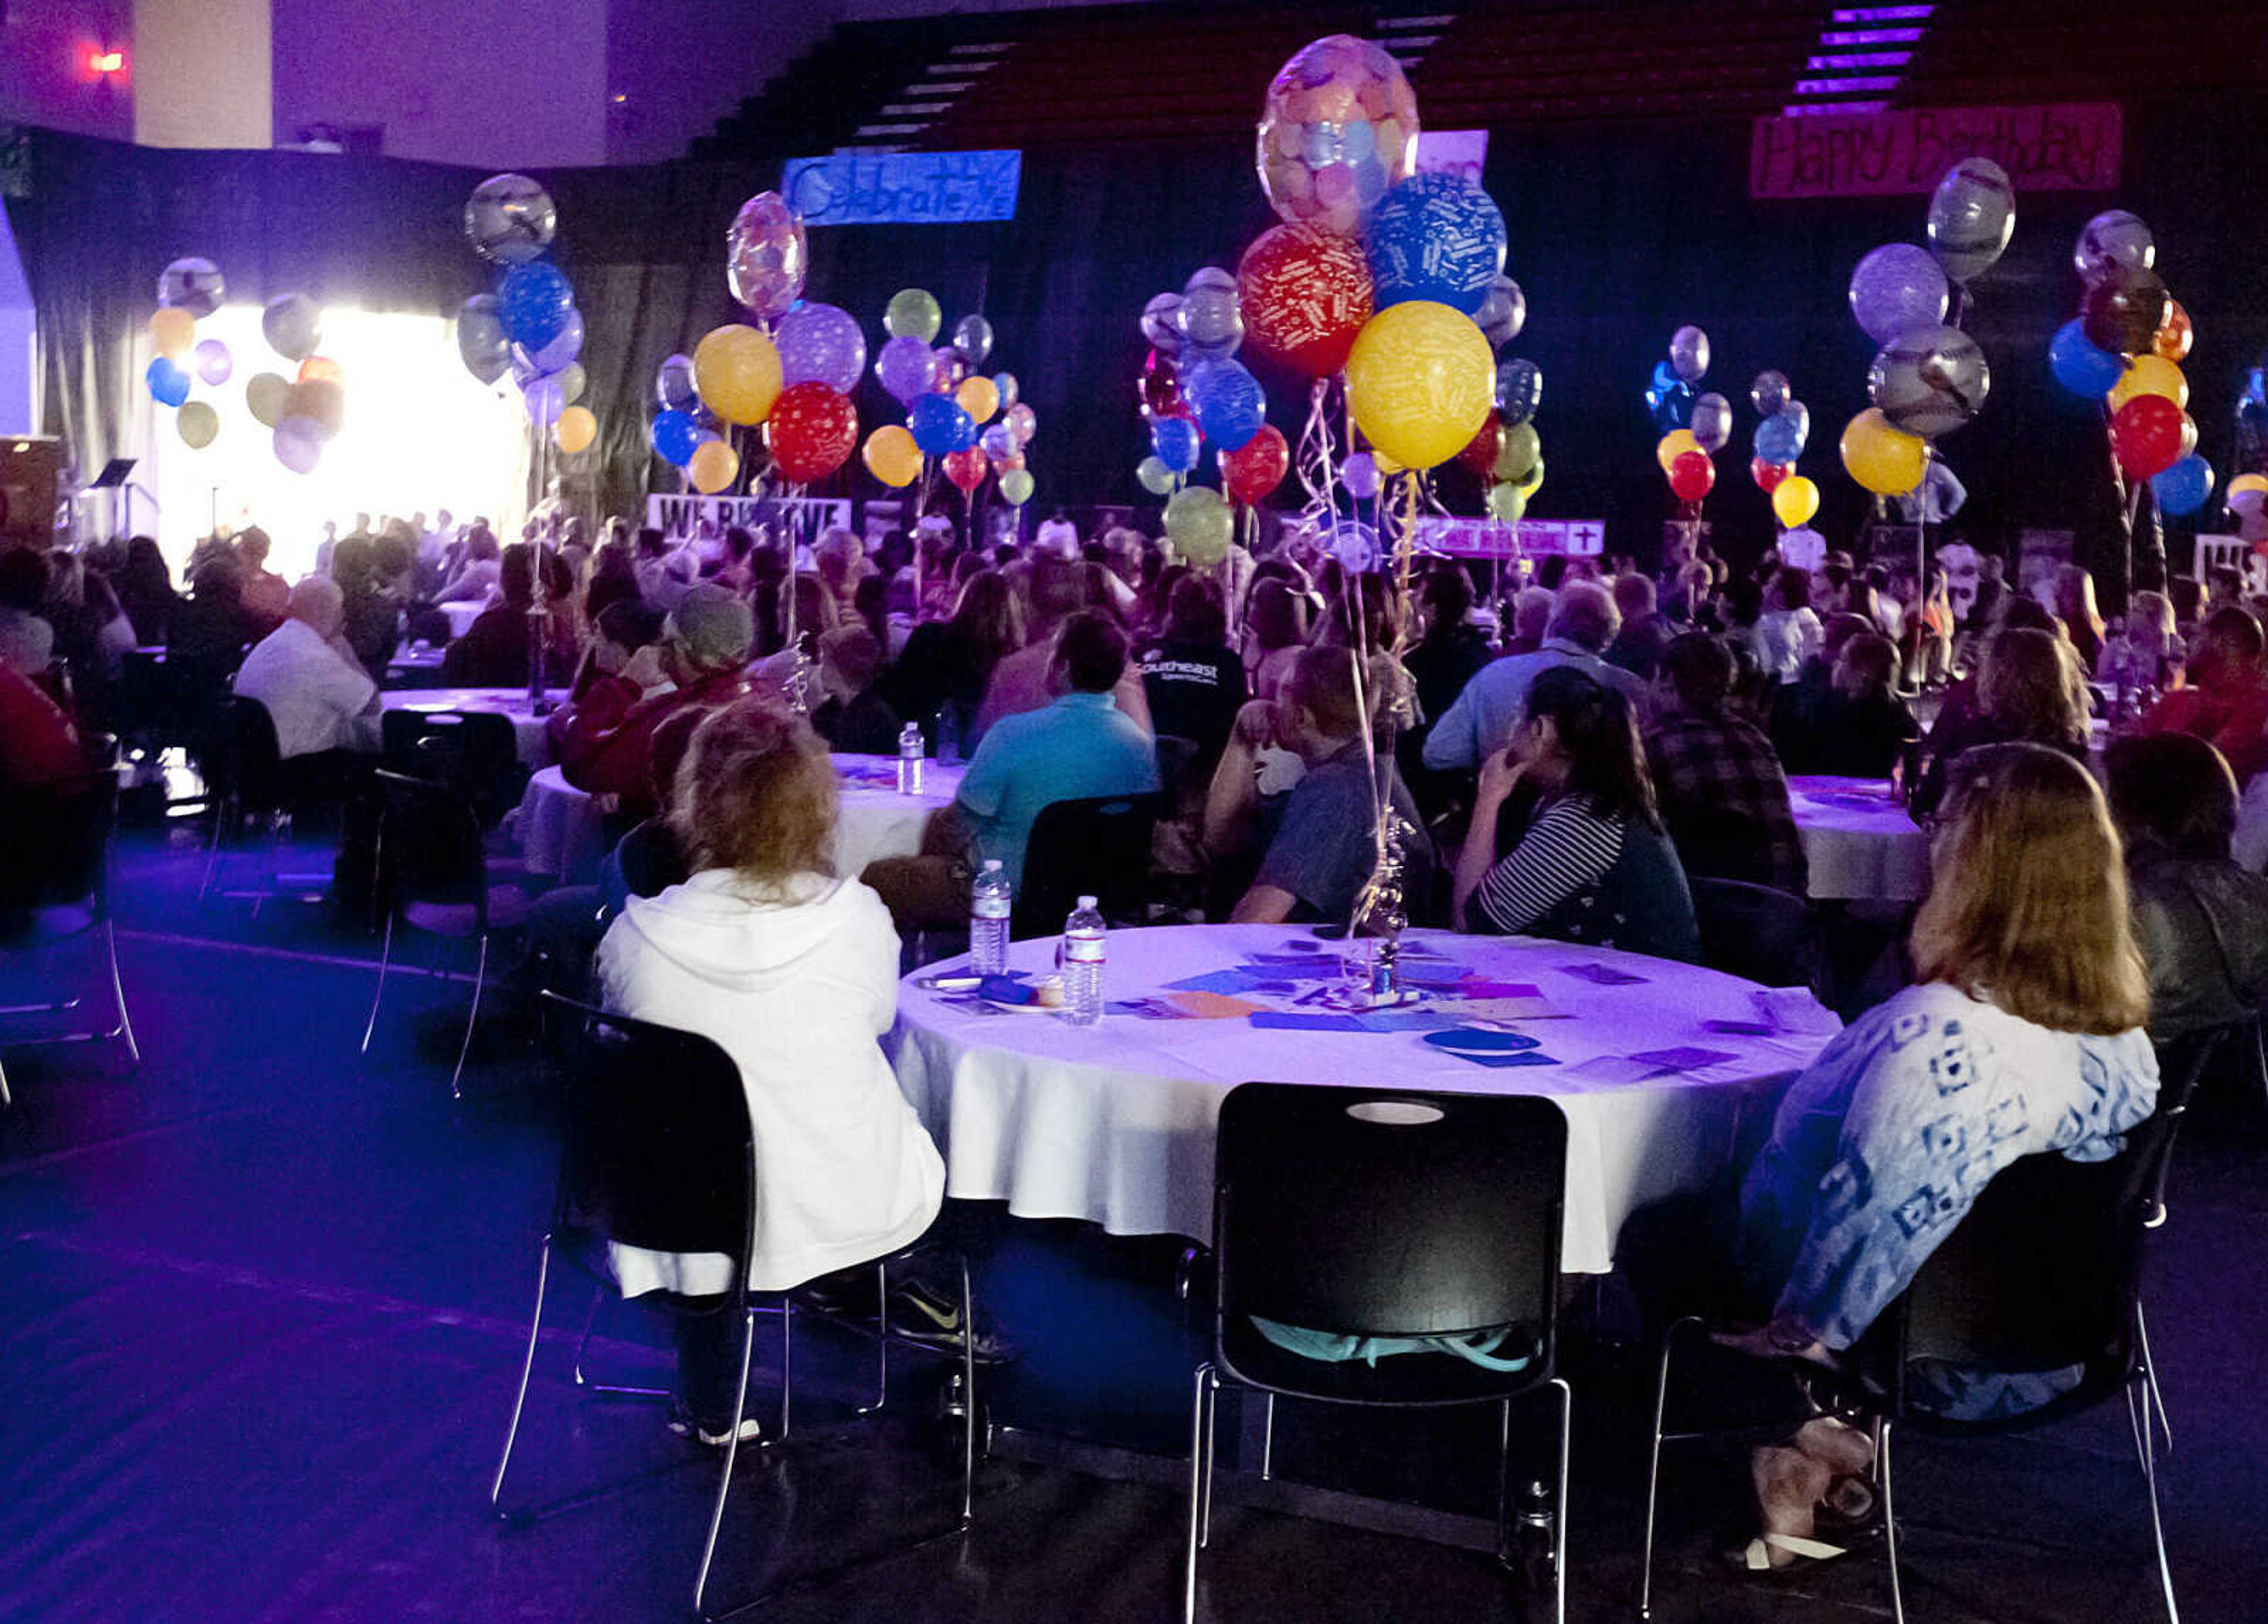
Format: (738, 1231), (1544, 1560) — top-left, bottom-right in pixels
(1198, 1372), (1219, 1547)
(1, 1055), (11, 1109)
(959, 1253), (977, 1524)
(1184, 1363), (1213, 1624)
(572, 1288), (603, 1387)
(2133, 1374), (2182, 1623)
(2137, 1302), (2172, 1456)
(1637, 1316), (1698, 1620)
(450, 932), (488, 1099)
(198, 798), (229, 902)
(777, 1296), (793, 1442)
(360, 914), (394, 1055)
(857, 1261), (890, 1416)
(1880, 1418), (1905, 1624)
(491, 1235), (552, 1511)
(1494, 1399), (1514, 1566)
(692, 1307), (758, 1619)
(1260, 1393), (1277, 1481)
(1549, 1376), (1571, 1624)
(103, 920), (141, 1070)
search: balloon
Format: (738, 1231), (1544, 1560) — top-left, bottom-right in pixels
(1926, 158), (2016, 283)
(979, 423), (1016, 461)
(262, 294), (323, 361)
(687, 439), (739, 495)
(1140, 292), (1185, 356)
(555, 363), (587, 407)
(1751, 370), (1791, 418)
(1221, 424), (1289, 505)
(555, 405), (597, 454)
(1511, 456), (1544, 499)
(1365, 172), (1506, 316)
(1495, 357), (1543, 425)
(1341, 451), (1381, 500)
(651, 353), (696, 415)
(2048, 319), (2123, 397)
(495, 261), (572, 351)
(1151, 416), (1202, 474)
(157, 256), (224, 318)
(1655, 429), (1700, 477)
(1343, 300), (1493, 470)
(1005, 402), (1037, 445)
(1175, 283), (1244, 360)
(1164, 486), (1233, 566)
(942, 447), (989, 494)
(2110, 394), (2186, 480)
(999, 468), (1035, 506)
(149, 306), (195, 360)
(444, 295), (505, 386)
(1772, 475), (1821, 528)
(2154, 301), (2193, 363)
(192, 338), (232, 387)
(1487, 483), (1528, 524)
(951, 314), (994, 369)
(764, 381), (859, 483)
(2109, 355), (2188, 413)
(1690, 391), (1733, 454)
(1668, 450), (1715, 503)
(1493, 422), (1541, 485)
(1458, 415), (1506, 479)
(1645, 363), (1696, 432)
(245, 372), (289, 428)
(1139, 349), (1190, 422)
(884, 288), (942, 343)
(726, 191), (807, 320)
(464, 173), (556, 264)
(1867, 324), (1990, 438)
(773, 302), (866, 394)
(1237, 223), (1374, 376)
(1753, 412), (1803, 466)
(860, 425), (921, 488)
(1751, 457), (1793, 494)
(693, 324), (783, 426)
(1668, 325), (1710, 383)
(2081, 270), (2171, 357)
(177, 401), (219, 449)
(649, 410), (702, 467)
(1476, 275), (1526, 348)
(2073, 210), (2153, 286)
(287, 379), (346, 438)
(273, 417), (325, 475)
(296, 356), (343, 386)
(1839, 408), (1926, 496)
(1186, 265), (1237, 296)
(2230, 472), (2268, 506)
(145, 357), (191, 408)
(2151, 454), (2214, 518)
(992, 372), (1019, 412)
(930, 345), (965, 393)
(1184, 359), (1267, 452)
(907, 392), (976, 456)
(1136, 456), (1179, 497)
(1849, 244), (1949, 345)
(1256, 33), (1419, 237)
(868, 334), (934, 405)
(956, 374), (1000, 425)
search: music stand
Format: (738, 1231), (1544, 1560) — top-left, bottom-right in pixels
(87, 458), (139, 539)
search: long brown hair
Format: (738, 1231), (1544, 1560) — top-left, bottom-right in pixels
(670, 697), (838, 897)
(1910, 742), (2148, 1035)
(1979, 627), (2089, 749)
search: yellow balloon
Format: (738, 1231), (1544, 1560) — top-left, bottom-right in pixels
(692, 325), (782, 426)
(861, 424), (921, 488)
(1839, 408), (1926, 497)
(2231, 473), (2268, 500)
(149, 306), (195, 359)
(2107, 355), (2188, 412)
(555, 405), (597, 455)
(1373, 450), (1404, 477)
(1772, 474), (1821, 529)
(177, 400), (220, 450)
(954, 375), (999, 425)
(1655, 429), (1699, 477)
(687, 438), (740, 494)
(1343, 301), (1493, 471)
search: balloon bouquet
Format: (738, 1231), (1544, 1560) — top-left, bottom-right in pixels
(1745, 369), (1823, 547)
(1134, 265), (1279, 570)
(1643, 324), (1729, 553)
(863, 291), (1032, 546)
(148, 257), (231, 455)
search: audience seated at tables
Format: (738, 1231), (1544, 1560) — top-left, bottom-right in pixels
(595, 697), (945, 1445)
(1799, 631), (1920, 781)
(230, 577), (382, 772)
(234, 527), (290, 632)
(811, 625), (903, 755)
(0, 662), (84, 789)
(1501, 583), (1555, 657)
(1750, 566), (1824, 684)
(1241, 573), (1313, 703)
(41, 550), (137, 713)
(1644, 632), (1808, 896)
(1403, 563), (1495, 734)
(2142, 605), (2268, 785)
(884, 569), (1025, 749)
(1204, 645), (1434, 927)
(0, 549), (57, 678)
(113, 536), (178, 647)
(560, 599), (668, 712)
(1911, 627), (2090, 821)
(1424, 580), (1647, 771)
(169, 552), (260, 666)
(441, 543), (579, 688)
(2096, 588), (2185, 697)
(969, 557), (1152, 748)
(436, 523), (503, 605)
(1604, 572), (1674, 682)
(1722, 743), (2157, 1568)
(1453, 664), (1699, 959)
(1139, 574), (1245, 767)
(330, 534), (410, 683)
(1768, 611), (1873, 770)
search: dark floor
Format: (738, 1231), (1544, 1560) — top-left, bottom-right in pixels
(2, 817), (2261, 1624)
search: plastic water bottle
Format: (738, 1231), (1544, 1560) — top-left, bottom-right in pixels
(1063, 896), (1106, 1026)
(896, 720), (926, 795)
(970, 860), (1012, 977)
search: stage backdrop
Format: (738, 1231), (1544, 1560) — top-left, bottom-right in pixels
(5, 91), (2265, 588)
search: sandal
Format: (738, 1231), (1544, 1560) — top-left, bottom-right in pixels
(1725, 1531), (1854, 1574)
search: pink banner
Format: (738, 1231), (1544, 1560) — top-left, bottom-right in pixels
(1749, 103), (2121, 199)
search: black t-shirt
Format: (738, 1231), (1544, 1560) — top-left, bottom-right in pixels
(1141, 638), (1245, 756)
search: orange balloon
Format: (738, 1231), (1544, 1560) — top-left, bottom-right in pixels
(297, 356), (344, 386)
(2153, 300), (2193, 362)
(954, 374), (999, 425)
(149, 307), (195, 359)
(687, 438), (739, 494)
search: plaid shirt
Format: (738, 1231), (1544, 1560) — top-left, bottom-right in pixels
(1644, 705), (1810, 896)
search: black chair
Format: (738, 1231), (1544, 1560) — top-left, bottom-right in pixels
(1012, 791), (1161, 937)
(1637, 1119), (2182, 1623)
(0, 736), (139, 1108)
(1188, 1084), (1571, 1624)
(380, 706), (524, 831)
(1687, 876), (1823, 992)
(198, 694), (342, 901)
(493, 992), (977, 1619)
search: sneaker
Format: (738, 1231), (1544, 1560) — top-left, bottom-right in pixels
(668, 1408), (763, 1447)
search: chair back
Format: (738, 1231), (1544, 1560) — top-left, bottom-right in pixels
(538, 991), (755, 1276)
(2143, 1026), (2225, 1225)
(374, 769), (489, 914)
(381, 707), (523, 828)
(217, 694), (286, 811)
(1013, 791), (1161, 937)
(0, 735), (119, 915)
(1689, 876), (1821, 990)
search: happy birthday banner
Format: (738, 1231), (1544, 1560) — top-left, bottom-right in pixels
(1749, 103), (2121, 199)
(779, 151), (1022, 226)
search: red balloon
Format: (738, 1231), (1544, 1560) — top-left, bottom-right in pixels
(1237, 223), (1374, 377)
(943, 446), (989, 493)
(1458, 414), (1507, 479)
(1750, 456), (1793, 493)
(1668, 449), (1716, 503)
(1139, 349), (1191, 422)
(2110, 394), (2185, 480)
(764, 381), (858, 484)
(1220, 423), (1289, 506)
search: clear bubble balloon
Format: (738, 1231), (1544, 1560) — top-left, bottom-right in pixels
(1255, 33), (1420, 237)
(464, 174), (556, 265)
(726, 191), (807, 320)
(1141, 292), (1185, 356)
(1750, 370), (1790, 418)
(455, 295), (510, 386)
(1690, 391), (1733, 454)
(1494, 357), (1542, 425)
(950, 314), (993, 370)
(1927, 158), (2015, 284)
(1868, 324), (1990, 438)
(655, 353), (698, 413)
(1476, 275), (1526, 348)
(262, 294), (324, 363)
(157, 256), (225, 318)
(193, 338), (233, 388)
(1669, 325), (1710, 383)
(2073, 211), (2154, 287)
(556, 363), (587, 406)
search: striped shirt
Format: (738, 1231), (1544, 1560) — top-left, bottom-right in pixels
(1474, 795), (1625, 935)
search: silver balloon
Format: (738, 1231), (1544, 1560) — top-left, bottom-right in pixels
(1141, 292), (1185, 356)
(1690, 391), (1733, 454)
(463, 174), (557, 265)
(1177, 285), (1244, 360)
(456, 295), (510, 386)
(951, 314), (994, 369)
(1749, 370), (1790, 418)
(556, 363), (587, 406)
(1669, 324), (1709, 383)
(1927, 158), (2015, 285)
(1867, 324), (1990, 439)
(1779, 400), (1811, 451)
(158, 256), (225, 318)
(1184, 265), (1237, 297)
(655, 352), (698, 413)
(1476, 274), (1526, 348)
(725, 190), (808, 321)
(262, 293), (323, 363)
(2073, 210), (2154, 286)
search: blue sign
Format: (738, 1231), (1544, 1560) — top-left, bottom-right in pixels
(780, 151), (1022, 227)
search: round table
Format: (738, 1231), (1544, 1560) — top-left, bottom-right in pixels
(887, 924), (1840, 1274)
(379, 688), (564, 768)
(437, 601), (488, 641)
(1787, 774), (1931, 902)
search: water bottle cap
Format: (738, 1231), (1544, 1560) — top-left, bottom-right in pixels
(982, 859), (1002, 871)
(1077, 895), (1097, 909)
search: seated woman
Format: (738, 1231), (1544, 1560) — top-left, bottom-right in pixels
(594, 698), (946, 1444)
(1806, 631), (1921, 780)
(1451, 665), (1699, 961)
(1909, 626), (2089, 821)
(1726, 743), (2158, 1569)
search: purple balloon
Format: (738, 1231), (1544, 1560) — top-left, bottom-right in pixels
(775, 301), (868, 394)
(193, 338), (233, 387)
(875, 334), (938, 404)
(979, 423), (1016, 461)
(1848, 243), (1950, 347)
(1341, 451), (1381, 500)
(523, 376), (565, 425)
(519, 307), (583, 375)
(273, 416), (324, 474)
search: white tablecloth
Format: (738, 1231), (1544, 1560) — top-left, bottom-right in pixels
(514, 765), (610, 882)
(379, 688), (564, 768)
(1788, 774), (1931, 902)
(887, 924), (1838, 1274)
(438, 601), (487, 641)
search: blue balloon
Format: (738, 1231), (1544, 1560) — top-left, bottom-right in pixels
(1151, 416), (1201, 474)
(1647, 380), (1695, 433)
(2048, 319), (2123, 399)
(2150, 454), (2215, 518)
(497, 260), (574, 351)
(1754, 411), (1803, 465)
(1364, 173), (1507, 317)
(1184, 360), (1266, 453)
(146, 356), (191, 409)
(907, 392), (976, 456)
(1651, 360), (1681, 394)
(650, 409), (703, 467)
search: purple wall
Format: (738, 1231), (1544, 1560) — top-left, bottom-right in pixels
(0, 0), (135, 142)
(604, 0), (832, 165)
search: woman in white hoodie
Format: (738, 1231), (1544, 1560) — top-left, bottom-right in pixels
(595, 696), (945, 1442)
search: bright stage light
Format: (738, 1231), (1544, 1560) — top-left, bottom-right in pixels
(144, 305), (536, 580)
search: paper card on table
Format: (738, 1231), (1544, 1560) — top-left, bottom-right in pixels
(1567, 1055), (1669, 1084)
(1702, 1018), (1776, 1037)
(1167, 990), (1265, 1019)
(1752, 987), (1843, 1036)
(1165, 968), (1266, 996)
(1249, 1012), (1367, 1033)
(1557, 962), (1649, 986)
(1451, 996), (1565, 1022)
(1111, 998), (1196, 1020)
(1396, 960), (1474, 987)
(1452, 980), (1544, 1000)
(1456, 1049), (1561, 1069)
(1626, 1046), (1740, 1072)
(1244, 951), (1335, 968)
(1351, 1010), (1459, 1033)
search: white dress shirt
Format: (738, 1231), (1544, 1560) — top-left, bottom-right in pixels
(232, 617), (379, 758)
